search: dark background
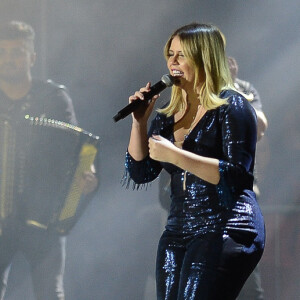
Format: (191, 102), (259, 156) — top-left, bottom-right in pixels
(1, 1), (299, 299)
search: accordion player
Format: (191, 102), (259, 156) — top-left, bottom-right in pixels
(0, 114), (100, 235)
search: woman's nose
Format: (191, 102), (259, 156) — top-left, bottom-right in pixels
(170, 54), (179, 65)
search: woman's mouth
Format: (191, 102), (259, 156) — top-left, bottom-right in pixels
(172, 69), (184, 77)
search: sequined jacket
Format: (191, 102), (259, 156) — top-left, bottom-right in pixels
(125, 90), (264, 244)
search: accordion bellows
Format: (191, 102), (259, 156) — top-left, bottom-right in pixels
(0, 115), (99, 235)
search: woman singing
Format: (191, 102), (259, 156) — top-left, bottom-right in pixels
(124, 23), (265, 299)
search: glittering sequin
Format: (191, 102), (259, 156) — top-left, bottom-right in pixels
(124, 90), (265, 299)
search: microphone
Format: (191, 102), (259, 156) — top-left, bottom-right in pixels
(113, 74), (175, 122)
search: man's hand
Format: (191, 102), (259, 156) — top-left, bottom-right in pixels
(79, 171), (98, 195)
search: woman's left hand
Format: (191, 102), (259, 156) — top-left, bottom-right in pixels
(148, 134), (178, 163)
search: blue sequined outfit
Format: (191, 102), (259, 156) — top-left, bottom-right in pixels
(125, 90), (265, 300)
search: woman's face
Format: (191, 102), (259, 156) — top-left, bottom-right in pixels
(167, 35), (197, 92)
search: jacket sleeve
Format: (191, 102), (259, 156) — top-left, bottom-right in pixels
(56, 88), (78, 125)
(124, 115), (163, 186)
(46, 80), (78, 126)
(217, 94), (257, 200)
(124, 151), (162, 185)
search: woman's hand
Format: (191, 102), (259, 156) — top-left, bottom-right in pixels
(148, 134), (178, 163)
(149, 134), (220, 184)
(129, 82), (160, 124)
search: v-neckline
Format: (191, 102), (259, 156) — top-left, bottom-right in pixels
(172, 110), (208, 148)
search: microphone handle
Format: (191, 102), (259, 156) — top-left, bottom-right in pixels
(113, 99), (145, 122)
(142, 80), (167, 100)
(113, 80), (167, 122)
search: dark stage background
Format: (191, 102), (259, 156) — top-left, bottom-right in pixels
(1, 1), (299, 299)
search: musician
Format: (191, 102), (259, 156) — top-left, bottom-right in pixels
(125, 23), (265, 299)
(0, 21), (98, 300)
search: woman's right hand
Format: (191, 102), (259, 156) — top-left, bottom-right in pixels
(129, 82), (160, 124)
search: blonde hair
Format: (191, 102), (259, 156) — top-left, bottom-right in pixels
(159, 23), (236, 116)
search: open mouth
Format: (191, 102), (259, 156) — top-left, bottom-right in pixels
(172, 69), (184, 77)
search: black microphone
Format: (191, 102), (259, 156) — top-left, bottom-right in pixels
(113, 74), (175, 122)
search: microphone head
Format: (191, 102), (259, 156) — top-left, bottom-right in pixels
(161, 74), (176, 87)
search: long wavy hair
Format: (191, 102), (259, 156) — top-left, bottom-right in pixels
(159, 23), (237, 116)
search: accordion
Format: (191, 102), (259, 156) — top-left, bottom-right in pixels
(0, 115), (100, 235)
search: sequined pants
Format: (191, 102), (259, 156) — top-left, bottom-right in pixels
(156, 230), (264, 300)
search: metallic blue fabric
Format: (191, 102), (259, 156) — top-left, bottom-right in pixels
(125, 90), (265, 299)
